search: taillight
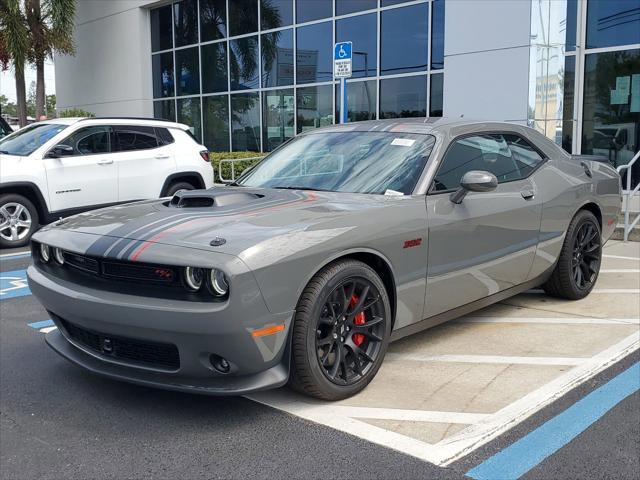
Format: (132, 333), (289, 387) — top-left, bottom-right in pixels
(199, 150), (209, 162)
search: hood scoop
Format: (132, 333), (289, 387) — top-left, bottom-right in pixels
(168, 189), (264, 208)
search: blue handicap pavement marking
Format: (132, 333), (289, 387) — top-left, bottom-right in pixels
(466, 362), (640, 480)
(29, 319), (55, 329)
(0, 269), (31, 299)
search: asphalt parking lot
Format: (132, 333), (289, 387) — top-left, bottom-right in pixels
(1, 241), (639, 479)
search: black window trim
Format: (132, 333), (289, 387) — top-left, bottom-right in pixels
(45, 125), (113, 158)
(427, 130), (549, 196)
(112, 124), (163, 153)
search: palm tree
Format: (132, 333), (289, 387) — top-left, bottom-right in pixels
(0, 0), (29, 125)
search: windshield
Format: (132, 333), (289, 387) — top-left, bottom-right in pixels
(239, 131), (435, 195)
(0, 123), (67, 156)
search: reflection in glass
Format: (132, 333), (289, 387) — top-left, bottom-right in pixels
(231, 93), (261, 151)
(263, 89), (294, 151)
(175, 47), (200, 96)
(262, 29), (294, 88)
(582, 49), (640, 186)
(261, 0), (293, 29)
(336, 14), (376, 79)
(174, 0), (199, 47)
(431, 0), (444, 70)
(336, 0), (376, 16)
(586, 0), (640, 49)
(565, 0), (577, 51)
(381, 0), (411, 6)
(380, 75), (427, 118)
(381, 3), (429, 75)
(154, 100), (176, 122)
(230, 36), (259, 90)
(151, 5), (172, 52)
(562, 56), (575, 152)
(296, 0), (332, 23)
(229, 0), (259, 36)
(152, 52), (174, 98)
(202, 42), (228, 94)
(297, 85), (334, 133)
(296, 22), (332, 84)
(203, 95), (230, 152)
(335, 80), (376, 122)
(430, 73), (443, 117)
(177, 97), (202, 141)
(200, 0), (227, 41)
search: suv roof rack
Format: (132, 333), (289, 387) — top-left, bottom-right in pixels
(78, 117), (180, 124)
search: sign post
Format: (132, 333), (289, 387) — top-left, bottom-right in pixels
(334, 41), (352, 124)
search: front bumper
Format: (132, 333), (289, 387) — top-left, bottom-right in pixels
(28, 265), (294, 395)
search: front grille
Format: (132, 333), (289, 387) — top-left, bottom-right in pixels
(102, 262), (176, 283)
(58, 317), (180, 370)
(64, 252), (100, 274)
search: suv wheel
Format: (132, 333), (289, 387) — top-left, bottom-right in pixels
(166, 181), (196, 197)
(0, 194), (39, 248)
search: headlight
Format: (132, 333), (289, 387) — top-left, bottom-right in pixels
(39, 244), (50, 263)
(184, 267), (205, 291)
(53, 247), (65, 265)
(209, 269), (229, 296)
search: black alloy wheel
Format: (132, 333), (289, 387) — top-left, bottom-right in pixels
(571, 221), (601, 290)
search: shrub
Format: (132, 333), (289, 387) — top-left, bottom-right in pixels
(210, 151), (264, 183)
(58, 108), (96, 118)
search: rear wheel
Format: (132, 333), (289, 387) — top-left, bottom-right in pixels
(543, 210), (602, 300)
(0, 194), (39, 248)
(165, 181), (195, 197)
(289, 260), (391, 400)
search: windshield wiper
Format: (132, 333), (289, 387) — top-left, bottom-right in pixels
(273, 186), (330, 192)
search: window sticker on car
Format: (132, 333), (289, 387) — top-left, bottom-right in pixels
(391, 138), (416, 147)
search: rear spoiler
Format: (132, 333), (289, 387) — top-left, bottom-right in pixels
(570, 154), (612, 164)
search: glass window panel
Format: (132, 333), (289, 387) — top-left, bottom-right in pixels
(296, 21), (332, 84)
(152, 52), (174, 98)
(202, 43), (228, 93)
(263, 88), (295, 151)
(561, 56), (575, 152)
(336, 13), (376, 79)
(586, 0), (640, 49)
(430, 73), (443, 117)
(381, 3), (429, 75)
(336, 0), (376, 16)
(229, 0), (259, 36)
(381, 0), (411, 6)
(60, 126), (111, 155)
(230, 36), (260, 90)
(231, 92), (261, 151)
(113, 126), (159, 152)
(177, 97), (202, 142)
(174, 0), (199, 47)
(151, 5), (173, 52)
(154, 100), (176, 122)
(296, 84), (334, 133)
(565, 0), (577, 51)
(261, 0), (293, 29)
(296, 0), (332, 23)
(431, 0), (445, 70)
(582, 49), (640, 186)
(335, 80), (376, 122)
(175, 47), (200, 96)
(200, 0), (227, 41)
(379, 75), (427, 118)
(203, 95), (230, 151)
(262, 29), (294, 87)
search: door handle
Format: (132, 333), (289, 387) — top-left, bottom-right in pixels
(155, 153), (170, 159)
(521, 189), (535, 200)
(97, 158), (114, 165)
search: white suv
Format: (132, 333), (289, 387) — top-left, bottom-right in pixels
(0, 117), (213, 248)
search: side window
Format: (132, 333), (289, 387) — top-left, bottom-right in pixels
(58, 126), (111, 156)
(113, 125), (159, 152)
(431, 133), (544, 192)
(155, 127), (174, 146)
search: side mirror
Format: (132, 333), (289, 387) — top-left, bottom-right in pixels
(450, 170), (498, 204)
(45, 144), (74, 158)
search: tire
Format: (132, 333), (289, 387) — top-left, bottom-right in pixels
(543, 210), (602, 300)
(165, 181), (196, 197)
(289, 259), (392, 400)
(0, 193), (40, 248)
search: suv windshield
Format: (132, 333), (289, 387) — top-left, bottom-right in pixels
(0, 123), (67, 156)
(239, 131), (436, 195)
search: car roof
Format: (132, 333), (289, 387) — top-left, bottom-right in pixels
(39, 117), (190, 130)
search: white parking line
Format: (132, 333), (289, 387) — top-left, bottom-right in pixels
(600, 269), (640, 273)
(386, 353), (586, 366)
(0, 250), (31, 259)
(458, 316), (640, 325)
(603, 254), (640, 261)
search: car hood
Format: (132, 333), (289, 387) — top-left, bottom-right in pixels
(45, 186), (402, 262)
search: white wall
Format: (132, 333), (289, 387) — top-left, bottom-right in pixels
(55, 1), (155, 116)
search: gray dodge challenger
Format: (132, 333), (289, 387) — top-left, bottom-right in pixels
(28, 118), (621, 400)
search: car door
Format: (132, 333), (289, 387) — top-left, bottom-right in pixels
(423, 132), (545, 317)
(111, 125), (176, 202)
(43, 125), (118, 212)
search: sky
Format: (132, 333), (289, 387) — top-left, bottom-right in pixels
(0, 59), (56, 103)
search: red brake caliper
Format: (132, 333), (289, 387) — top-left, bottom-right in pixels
(349, 294), (366, 347)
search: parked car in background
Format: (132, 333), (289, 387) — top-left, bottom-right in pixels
(0, 117), (213, 248)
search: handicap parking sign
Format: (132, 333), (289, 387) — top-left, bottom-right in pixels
(334, 41), (352, 78)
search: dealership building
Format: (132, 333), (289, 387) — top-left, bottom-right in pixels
(56, 0), (639, 170)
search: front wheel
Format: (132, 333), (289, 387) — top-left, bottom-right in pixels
(0, 194), (39, 248)
(289, 260), (391, 400)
